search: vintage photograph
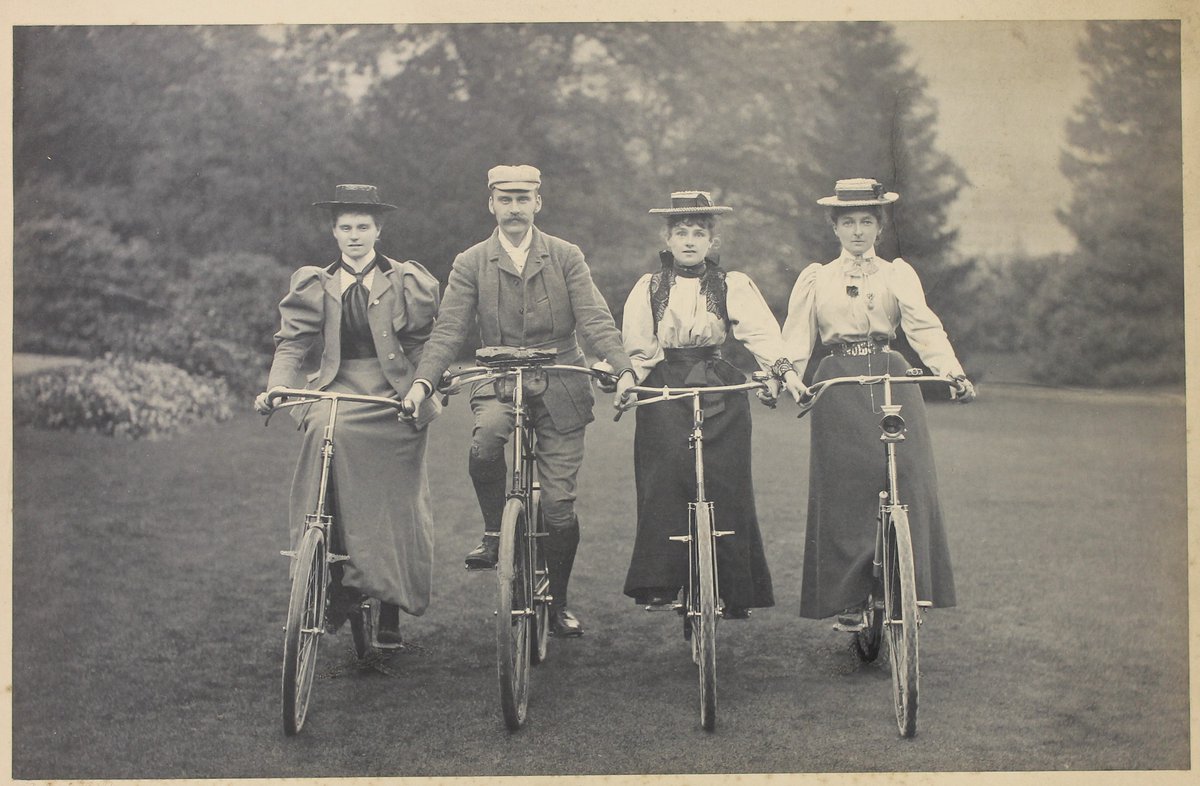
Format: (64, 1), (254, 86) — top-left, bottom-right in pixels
(7, 2), (1192, 783)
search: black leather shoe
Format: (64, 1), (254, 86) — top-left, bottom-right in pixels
(549, 606), (585, 637)
(374, 602), (404, 650)
(465, 534), (500, 570)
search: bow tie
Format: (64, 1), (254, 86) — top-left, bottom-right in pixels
(844, 256), (878, 276)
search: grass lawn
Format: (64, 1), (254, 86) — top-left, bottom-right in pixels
(10, 381), (1190, 779)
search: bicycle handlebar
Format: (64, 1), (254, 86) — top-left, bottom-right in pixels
(613, 377), (771, 422)
(794, 373), (959, 419)
(437, 363), (614, 395)
(263, 387), (416, 426)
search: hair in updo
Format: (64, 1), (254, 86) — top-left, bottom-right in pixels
(827, 204), (887, 227)
(666, 214), (719, 234)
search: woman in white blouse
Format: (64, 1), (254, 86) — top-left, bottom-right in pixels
(781, 178), (976, 630)
(619, 191), (804, 618)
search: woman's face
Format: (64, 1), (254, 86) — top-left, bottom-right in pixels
(332, 212), (381, 261)
(665, 222), (714, 266)
(832, 210), (881, 256)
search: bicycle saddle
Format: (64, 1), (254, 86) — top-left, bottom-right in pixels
(476, 346), (558, 368)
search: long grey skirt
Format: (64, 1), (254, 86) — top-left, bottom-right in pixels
(799, 350), (956, 619)
(288, 358), (434, 616)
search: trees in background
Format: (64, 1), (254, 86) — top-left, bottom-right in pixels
(24, 21), (1181, 394)
(1026, 21), (1183, 385)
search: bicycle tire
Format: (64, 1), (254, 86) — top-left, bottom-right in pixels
(497, 497), (532, 730)
(529, 486), (550, 666)
(282, 527), (327, 736)
(884, 507), (920, 737)
(694, 504), (718, 732)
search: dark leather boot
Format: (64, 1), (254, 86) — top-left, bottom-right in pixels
(466, 451), (507, 569)
(543, 519), (583, 637)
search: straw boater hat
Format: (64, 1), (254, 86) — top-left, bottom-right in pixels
(488, 164), (542, 192)
(648, 190), (733, 216)
(816, 178), (899, 207)
(313, 183), (398, 212)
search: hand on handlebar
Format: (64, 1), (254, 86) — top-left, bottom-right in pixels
(401, 380), (429, 415)
(755, 378), (781, 408)
(782, 370), (806, 404)
(254, 386), (286, 415)
(614, 370), (636, 407)
(951, 376), (977, 403)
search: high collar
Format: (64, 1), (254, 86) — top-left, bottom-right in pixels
(339, 249), (378, 272)
(498, 227), (533, 255)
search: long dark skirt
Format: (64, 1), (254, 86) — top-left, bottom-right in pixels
(289, 358), (435, 616)
(623, 358), (774, 609)
(799, 350), (955, 619)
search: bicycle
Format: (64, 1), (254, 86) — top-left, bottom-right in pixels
(612, 371), (773, 732)
(437, 347), (613, 730)
(263, 387), (415, 736)
(795, 368), (958, 737)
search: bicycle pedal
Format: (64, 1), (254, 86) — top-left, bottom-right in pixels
(917, 600), (933, 608)
(279, 550), (296, 558)
(832, 620), (866, 633)
(465, 564), (498, 572)
(643, 602), (683, 612)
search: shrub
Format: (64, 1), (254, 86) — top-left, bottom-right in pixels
(13, 354), (237, 440)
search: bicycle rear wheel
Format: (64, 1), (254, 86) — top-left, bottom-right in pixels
(529, 486), (550, 666)
(854, 592), (883, 662)
(497, 497), (532, 730)
(693, 503), (718, 732)
(884, 507), (920, 737)
(282, 527), (327, 736)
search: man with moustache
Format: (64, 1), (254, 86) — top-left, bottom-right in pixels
(403, 165), (635, 637)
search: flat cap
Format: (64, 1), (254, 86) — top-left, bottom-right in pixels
(488, 164), (542, 192)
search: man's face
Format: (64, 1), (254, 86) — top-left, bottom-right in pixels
(331, 212), (381, 261)
(488, 189), (541, 237)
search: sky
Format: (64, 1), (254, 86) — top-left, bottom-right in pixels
(893, 21), (1091, 259)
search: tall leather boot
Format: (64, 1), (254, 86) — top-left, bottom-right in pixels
(543, 518), (583, 637)
(466, 451), (507, 569)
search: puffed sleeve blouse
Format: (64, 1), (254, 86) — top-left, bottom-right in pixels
(780, 252), (965, 378)
(622, 265), (791, 383)
(267, 258), (440, 391)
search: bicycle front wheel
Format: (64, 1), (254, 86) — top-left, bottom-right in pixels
(496, 497), (532, 730)
(884, 507), (920, 737)
(693, 503), (718, 732)
(282, 527), (327, 736)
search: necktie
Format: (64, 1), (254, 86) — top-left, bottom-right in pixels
(339, 259), (376, 335)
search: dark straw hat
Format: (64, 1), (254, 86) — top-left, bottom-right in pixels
(313, 183), (398, 212)
(648, 190), (733, 216)
(816, 178), (899, 207)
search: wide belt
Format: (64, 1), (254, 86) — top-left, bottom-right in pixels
(828, 339), (890, 357)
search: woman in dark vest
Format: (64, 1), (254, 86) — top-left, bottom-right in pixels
(781, 178), (976, 630)
(255, 184), (441, 648)
(617, 190), (803, 618)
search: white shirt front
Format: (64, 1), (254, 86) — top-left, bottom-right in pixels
(622, 268), (790, 383)
(498, 228), (533, 274)
(338, 250), (378, 293)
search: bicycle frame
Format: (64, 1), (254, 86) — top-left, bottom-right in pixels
(615, 374), (771, 730)
(796, 370), (956, 737)
(439, 352), (612, 729)
(265, 387), (413, 735)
